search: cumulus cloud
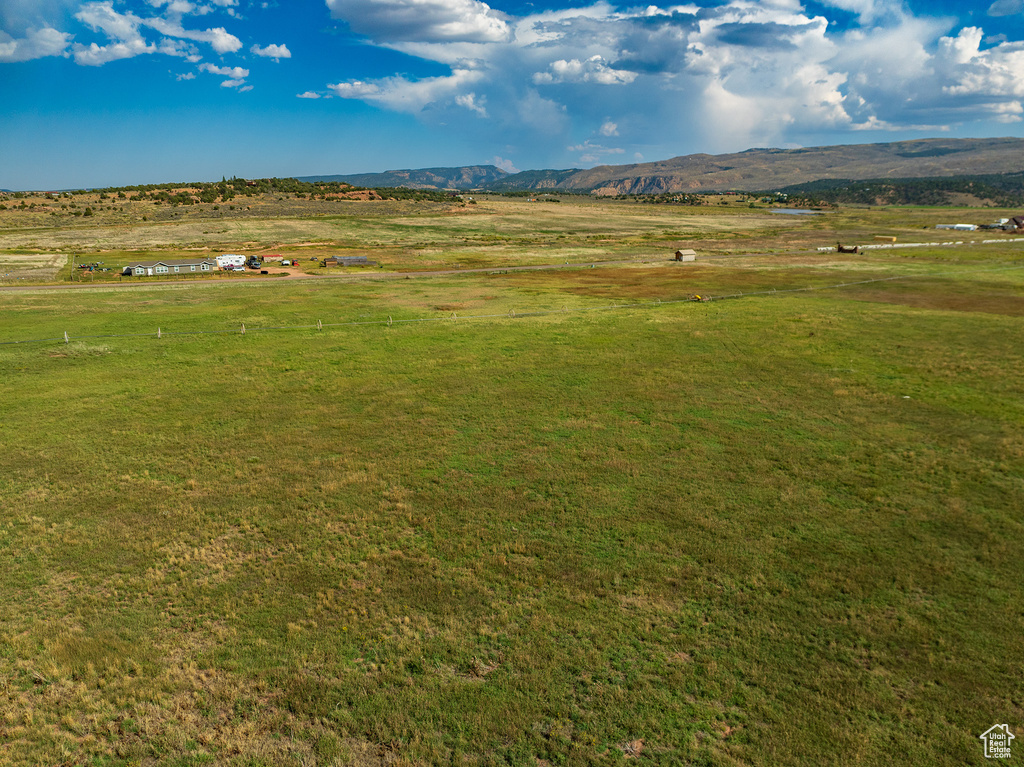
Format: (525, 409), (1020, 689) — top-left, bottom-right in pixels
(199, 62), (246, 78)
(74, 38), (154, 64)
(15, 0), (246, 68)
(251, 42), (291, 60)
(492, 156), (519, 173)
(297, 91), (322, 98)
(0, 27), (71, 62)
(455, 92), (488, 116)
(146, 16), (242, 53)
(936, 30), (1024, 122)
(316, 0), (1024, 159)
(533, 55), (637, 85)
(568, 139), (624, 156)
(326, 0), (509, 43)
(72, 4), (155, 65)
(329, 67), (485, 112)
(198, 60), (248, 87)
(988, 0), (1023, 16)
(157, 37), (201, 60)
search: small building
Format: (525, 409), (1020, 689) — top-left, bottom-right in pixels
(935, 224), (977, 231)
(122, 259), (216, 276)
(674, 249), (696, 261)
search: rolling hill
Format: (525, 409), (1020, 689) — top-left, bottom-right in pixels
(298, 137), (1024, 195)
(297, 165), (510, 190)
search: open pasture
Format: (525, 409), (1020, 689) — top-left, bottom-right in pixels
(6, 193), (1012, 280)
(0, 252), (66, 281)
(1, 199), (1023, 766)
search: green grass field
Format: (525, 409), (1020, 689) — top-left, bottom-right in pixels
(1, 199), (1023, 765)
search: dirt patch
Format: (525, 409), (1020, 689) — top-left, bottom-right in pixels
(0, 254), (65, 281)
(845, 286), (1024, 315)
(256, 265), (314, 279)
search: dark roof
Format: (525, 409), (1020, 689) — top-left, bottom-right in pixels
(124, 259), (216, 268)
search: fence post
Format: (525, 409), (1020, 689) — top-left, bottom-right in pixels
(317, 319), (323, 331)
(157, 327), (162, 339)
(241, 323), (245, 335)
(64, 331), (69, 344)
(387, 316), (393, 327)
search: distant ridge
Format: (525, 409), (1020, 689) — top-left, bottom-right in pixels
(298, 138), (1024, 196)
(555, 137), (1024, 195)
(297, 165), (510, 190)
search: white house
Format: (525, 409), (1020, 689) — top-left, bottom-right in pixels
(122, 259), (216, 276)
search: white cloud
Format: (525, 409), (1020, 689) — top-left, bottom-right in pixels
(492, 156), (519, 173)
(940, 26), (984, 65)
(599, 121), (618, 137)
(176, 70), (195, 79)
(73, 37), (155, 65)
(146, 17), (242, 53)
(59, 0), (245, 66)
(157, 37), (200, 59)
(318, 0), (868, 153)
(329, 67), (485, 112)
(199, 62), (247, 78)
(568, 139), (624, 157)
(456, 92), (488, 116)
(251, 42), (291, 60)
(330, 79), (382, 98)
(297, 91), (322, 98)
(533, 55), (637, 85)
(0, 27), (71, 62)
(988, 0), (1023, 16)
(197, 60), (249, 89)
(942, 37), (1024, 100)
(75, 1), (143, 41)
(326, 0), (510, 43)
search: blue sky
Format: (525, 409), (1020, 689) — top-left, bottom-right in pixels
(2, 0), (1024, 189)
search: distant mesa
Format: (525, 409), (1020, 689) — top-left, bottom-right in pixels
(297, 137), (1024, 196)
(296, 165), (513, 191)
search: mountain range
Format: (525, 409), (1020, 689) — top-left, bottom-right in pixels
(297, 137), (1024, 195)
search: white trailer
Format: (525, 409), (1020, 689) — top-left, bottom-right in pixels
(216, 254), (246, 268)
